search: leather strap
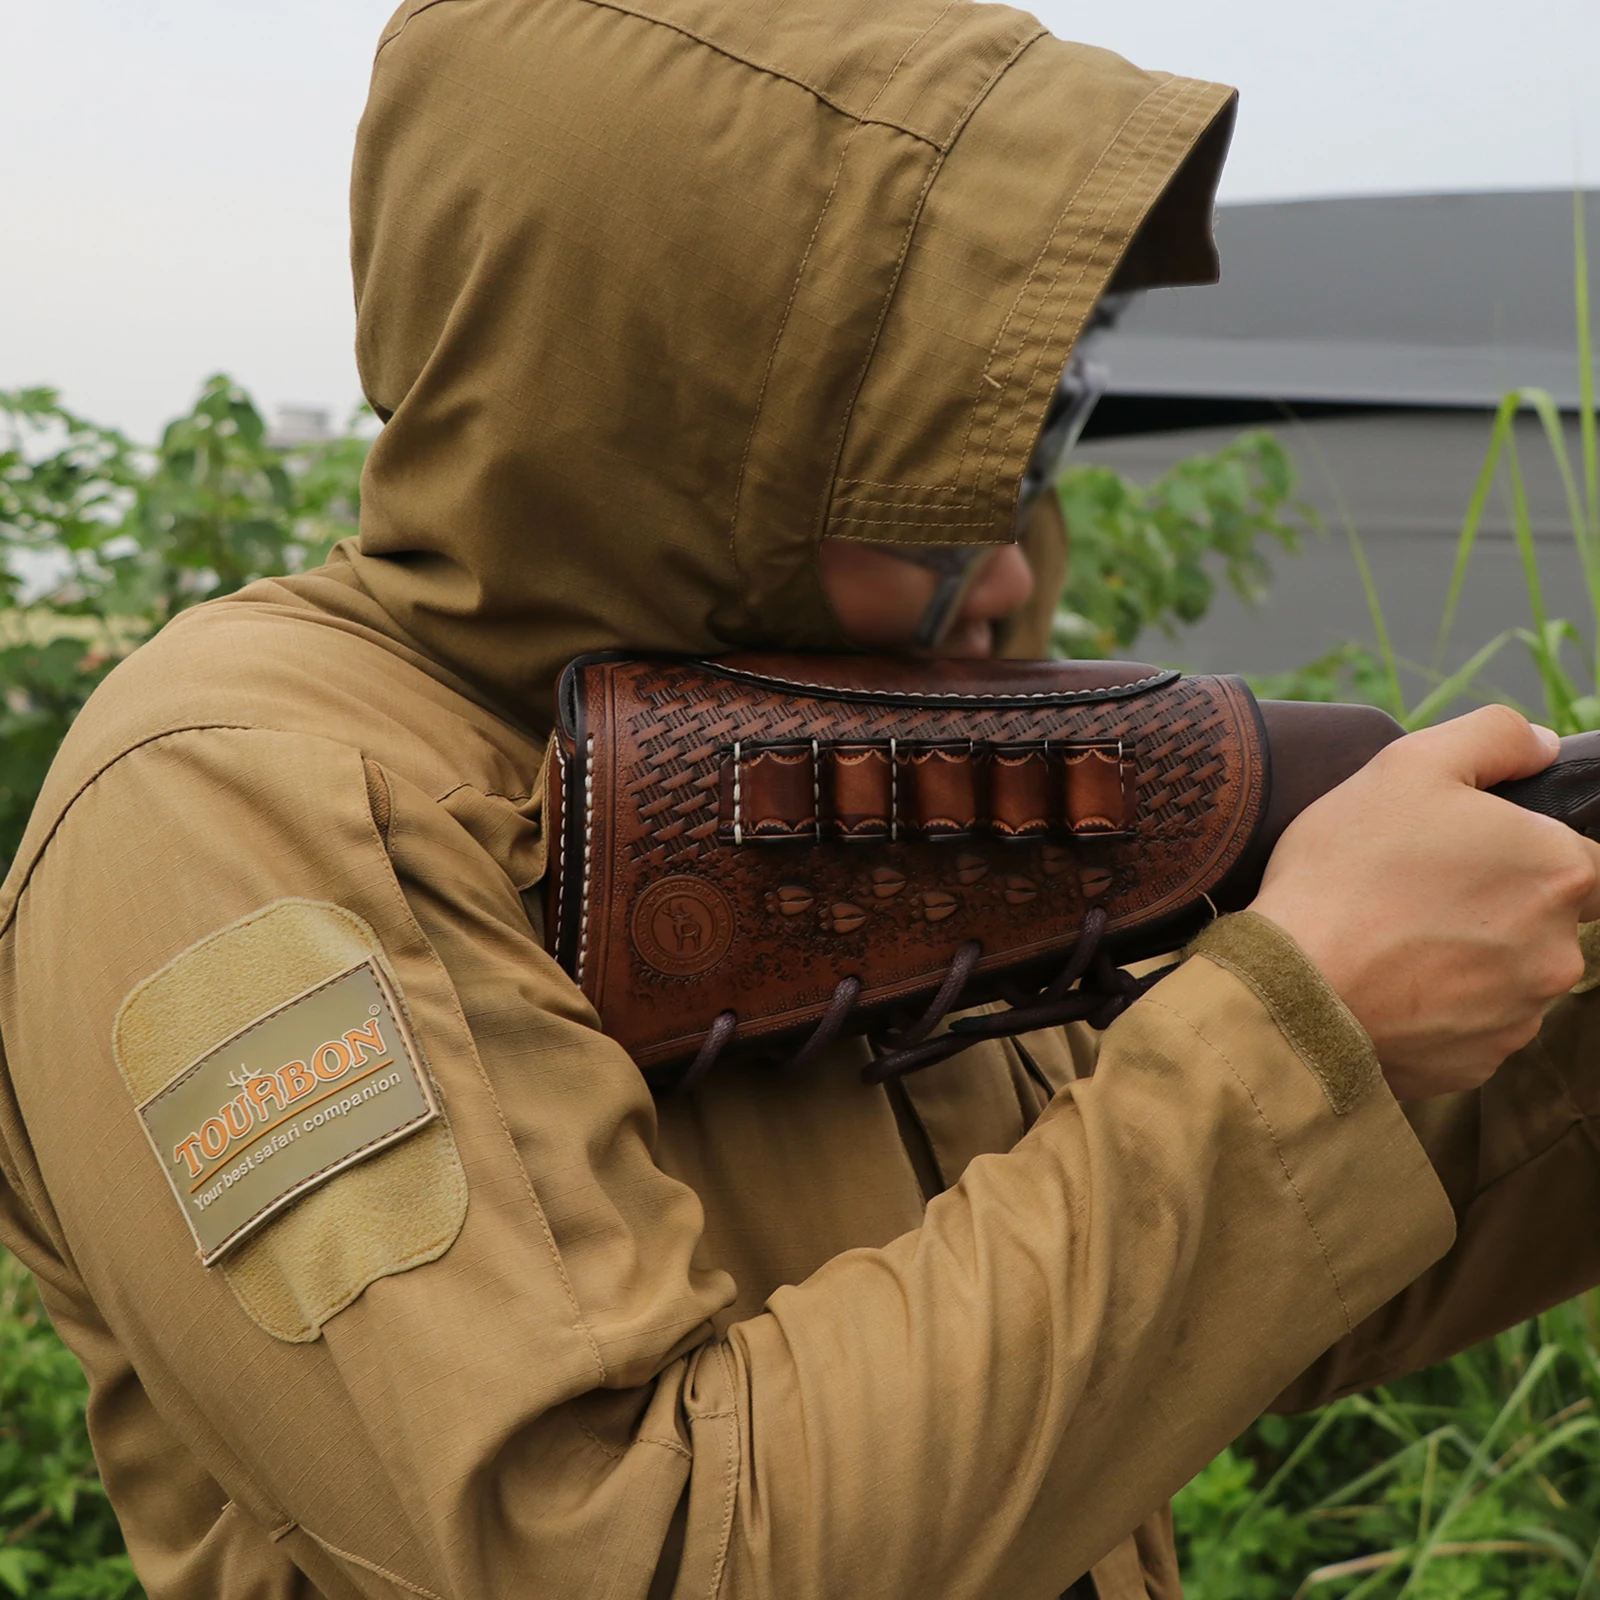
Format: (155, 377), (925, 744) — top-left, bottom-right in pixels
(722, 738), (1134, 844)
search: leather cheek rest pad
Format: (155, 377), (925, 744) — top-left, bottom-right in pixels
(543, 654), (1271, 1078)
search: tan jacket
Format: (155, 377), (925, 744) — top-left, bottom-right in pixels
(3, 4), (1600, 1597)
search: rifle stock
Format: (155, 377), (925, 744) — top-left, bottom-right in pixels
(542, 656), (1600, 1085)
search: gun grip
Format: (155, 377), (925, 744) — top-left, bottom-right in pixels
(1490, 731), (1600, 839)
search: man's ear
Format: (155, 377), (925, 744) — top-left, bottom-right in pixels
(994, 493), (1068, 661)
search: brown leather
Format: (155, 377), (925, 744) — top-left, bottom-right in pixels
(1208, 698), (1405, 911)
(545, 654), (1269, 1077)
(548, 660), (1600, 1078)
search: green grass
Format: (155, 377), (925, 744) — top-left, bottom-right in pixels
(1178, 1299), (1600, 1599)
(1, 201), (1597, 1596)
(0, 1252), (140, 1598)
(1172, 193), (1600, 1596)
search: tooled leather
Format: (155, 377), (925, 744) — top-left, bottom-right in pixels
(547, 657), (1266, 1073)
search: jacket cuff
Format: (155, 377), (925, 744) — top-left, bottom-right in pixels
(1186, 910), (1382, 1114)
(1575, 921), (1600, 994)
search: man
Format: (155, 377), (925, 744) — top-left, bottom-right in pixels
(3, 2), (1600, 1596)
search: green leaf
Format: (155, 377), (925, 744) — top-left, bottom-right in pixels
(0, 1548), (43, 1598)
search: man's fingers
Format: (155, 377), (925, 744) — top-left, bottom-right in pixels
(1399, 704), (1559, 789)
(1578, 838), (1600, 923)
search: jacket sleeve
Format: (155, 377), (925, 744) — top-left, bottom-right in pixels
(0, 727), (1459, 1600)
(1272, 980), (1600, 1413)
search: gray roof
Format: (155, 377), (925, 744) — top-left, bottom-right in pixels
(1093, 190), (1600, 409)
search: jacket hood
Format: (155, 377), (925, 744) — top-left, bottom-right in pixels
(347, 0), (1235, 729)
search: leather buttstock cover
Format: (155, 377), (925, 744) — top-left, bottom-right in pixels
(544, 655), (1271, 1076)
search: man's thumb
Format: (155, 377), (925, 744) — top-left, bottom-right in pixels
(1403, 704), (1560, 789)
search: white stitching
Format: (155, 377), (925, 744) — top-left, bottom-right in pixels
(577, 737), (596, 990)
(811, 738), (821, 838)
(732, 740), (743, 845)
(704, 664), (1177, 702)
(890, 737), (899, 843)
(552, 747), (567, 956)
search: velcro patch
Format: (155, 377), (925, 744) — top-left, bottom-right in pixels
(137, 961), (438, 1265)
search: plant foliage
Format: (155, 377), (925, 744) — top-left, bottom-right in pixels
(1053, 429), (1311, 659)
(2, 309), (1597, 1598)
(0, 1253), (139, 1598)
(1177, 1299), (1600, 1599)
(0, 377), (367, 867)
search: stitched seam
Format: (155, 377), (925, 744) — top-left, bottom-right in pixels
(574, 1415), (627, 1461)
(639, 1432), (695, 1463)
(952, 79), (1190, 494)
(725, 115), (877, 601)
(987, 93), (1200, 483)
(435, 781), (535, 805)
(552, 749), (568, 956)
(724, 5), (1026, 601)
(1140, 994), (1357, 1333)
(574, 0), (946, 151)
(300, 1527), (447, 1600)
(441, 972), (606, 1387)
(815, 30), (1037, 530)
(830, 513), (998, 527)
(0, 720), (258, 940)
(1197, 950), (1374, 1116)
(706, 665), (1176, 700)
(839, 478), (967, 491)
(972, 101), (1168, 488)
(833, 494), (966, 508)
(379, 785), (608, 1385)
(376, 0), (460, 55)
(955, 86), (1163, 485)
(706, 1342), (741, 1600)
(577, 736), (596, 989)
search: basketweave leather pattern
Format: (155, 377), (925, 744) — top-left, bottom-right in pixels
(545, 655), (1268, 1075)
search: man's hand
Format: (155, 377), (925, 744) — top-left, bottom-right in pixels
(1251, 705), (1600, 1100)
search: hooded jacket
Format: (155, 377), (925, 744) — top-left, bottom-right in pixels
(5, 3), (1600, 1598)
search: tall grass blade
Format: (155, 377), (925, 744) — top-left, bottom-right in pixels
(1230, 1403), (1346, 1535)
(1576, 192), (1599, 550)
(1575, 1524), (1600, 1600)
(1578, 192), (1600, 685)
(1522, 385), (1598, 609)
(1502, 428), (1582, 726)
(1433, 394), (1516, 669)
(1401, 630), (1514, 731)
(1398, 1342), (1562, 1594)
(1345, 523), (1405, 720)
(1279, 409), (1406, 716)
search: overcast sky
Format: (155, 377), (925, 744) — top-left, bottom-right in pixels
(4, 0), (1597, 441)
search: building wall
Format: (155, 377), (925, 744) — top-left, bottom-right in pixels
(1074, 410), (1596, 715)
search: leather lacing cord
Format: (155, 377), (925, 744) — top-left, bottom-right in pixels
(670, 907), (1166, 1095)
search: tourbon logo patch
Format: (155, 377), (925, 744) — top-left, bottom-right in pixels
(138, 961), (438, 1265)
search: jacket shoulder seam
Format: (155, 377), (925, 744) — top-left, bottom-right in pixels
(0, 722), (257, 941)
(0, 724), (370, 941)
(575, 0), (947, 151)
